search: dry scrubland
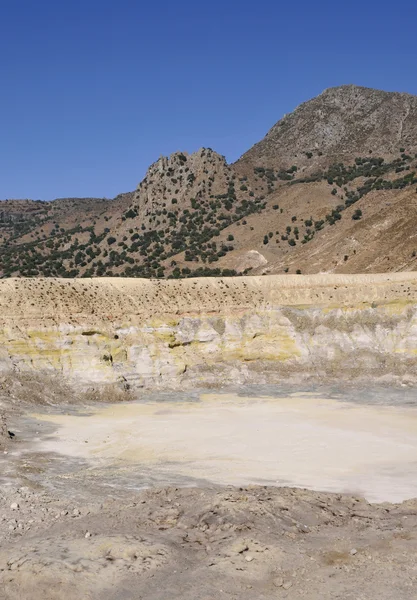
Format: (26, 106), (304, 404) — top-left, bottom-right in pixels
(2, 85), (417, 280)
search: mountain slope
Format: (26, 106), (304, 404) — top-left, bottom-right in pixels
(238, 84), (417, 171)
(1, 85), (417, 278)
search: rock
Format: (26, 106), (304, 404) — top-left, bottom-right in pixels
(273, 577), (284, 587)
(350, 548), (358, 555)
(283, 581), (293, 590)
(0, 416), (8, 448)
(0, 275), (417, 390)
(72, 509), (81, 517)
(245, 555), (254, 562)
(230, 541), (249, 555)
(10, 503), (19, 510)
(235, 250), (268, 273)
(85, 531), (91, 539)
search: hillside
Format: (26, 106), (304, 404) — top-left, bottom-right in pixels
(1, 85), (417, 278)
(238, 84), (417, 170)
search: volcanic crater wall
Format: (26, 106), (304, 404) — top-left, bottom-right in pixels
(0, 274), (417, 390)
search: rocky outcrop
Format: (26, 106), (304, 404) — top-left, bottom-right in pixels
(238, 84), (417, 170)
(0, 273), (417, 390)
(132, 148), (231, 230)
(235, 250), (268, 273)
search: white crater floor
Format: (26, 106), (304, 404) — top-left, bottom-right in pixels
(32, 391), (417, 503)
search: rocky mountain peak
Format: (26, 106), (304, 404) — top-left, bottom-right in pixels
(238, 85), (417, 171)
(129, 148), (230, 227)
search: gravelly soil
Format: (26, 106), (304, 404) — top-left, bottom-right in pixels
(1, 378), (417, 599)
(1, 484), (417, 600)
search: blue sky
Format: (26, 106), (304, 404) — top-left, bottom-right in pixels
(1, 0), (417, 200)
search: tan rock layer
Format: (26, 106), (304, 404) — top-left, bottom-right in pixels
(0, 274), (416, 389)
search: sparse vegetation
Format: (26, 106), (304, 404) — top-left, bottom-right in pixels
(1, 92), (417, 279)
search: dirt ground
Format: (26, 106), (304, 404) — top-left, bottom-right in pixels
(1, 378), (417, 599)
(1, 482), (417, 600)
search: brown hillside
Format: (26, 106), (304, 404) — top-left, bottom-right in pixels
(261, 185), (417, 275)
(1, 85), (416, 278)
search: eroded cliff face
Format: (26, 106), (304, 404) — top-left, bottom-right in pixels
(1, 274), (417, 390)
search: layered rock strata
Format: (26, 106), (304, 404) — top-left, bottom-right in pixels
(0, 273), (416, 389)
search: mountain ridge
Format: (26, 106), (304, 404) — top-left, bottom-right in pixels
(237, 84), (417, 172)
(1, 85), (417, 278)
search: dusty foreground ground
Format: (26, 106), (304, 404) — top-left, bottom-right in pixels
(1, 381), (417, 599)
(1, 483), (417, 600)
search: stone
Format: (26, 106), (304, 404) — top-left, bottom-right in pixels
(230, 541), (249, 555)
(235, 250), (268, 273)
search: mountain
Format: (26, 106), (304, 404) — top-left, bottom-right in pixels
(1, 85), (417, 278)
(238, 84), (417, 170)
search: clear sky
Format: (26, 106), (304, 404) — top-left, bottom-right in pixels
(1, 0), (417, 200)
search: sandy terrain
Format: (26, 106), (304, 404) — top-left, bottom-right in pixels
(1, 386), (417, 599)
(1, 270), (417, 599)
(1, 272), (417, 322)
